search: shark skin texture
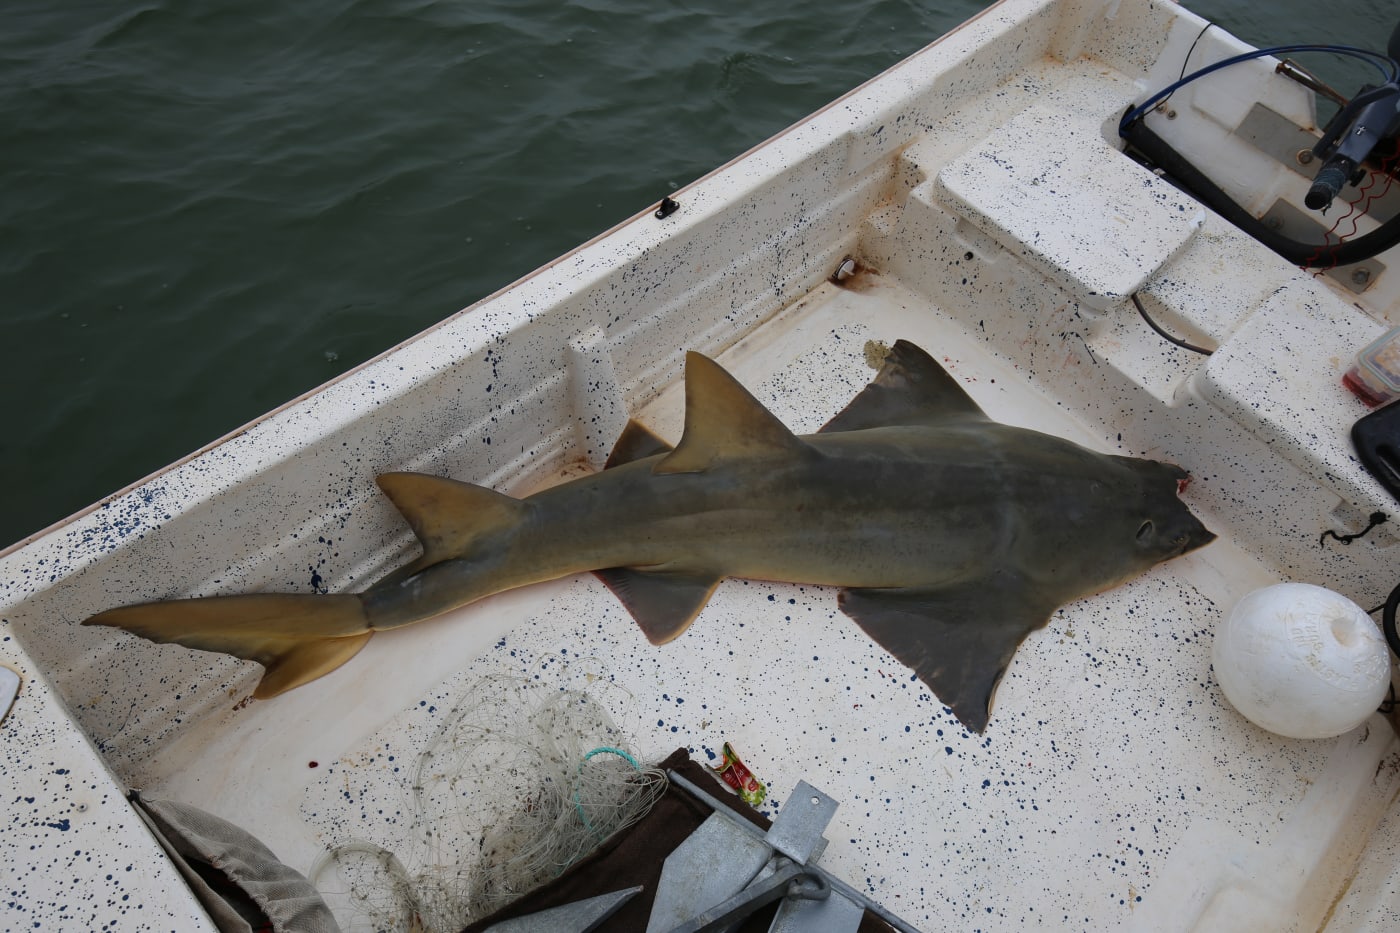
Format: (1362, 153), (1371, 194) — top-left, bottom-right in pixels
(85, 340), (1214, 732)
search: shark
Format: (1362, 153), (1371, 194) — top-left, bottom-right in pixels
(85, 340), (1214, 732)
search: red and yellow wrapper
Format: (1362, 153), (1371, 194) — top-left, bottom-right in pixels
(710, 741), (766, 806)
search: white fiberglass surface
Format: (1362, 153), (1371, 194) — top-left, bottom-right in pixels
(127, 274), (1389, 932)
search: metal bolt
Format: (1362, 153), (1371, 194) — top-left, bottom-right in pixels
(1296, 149), (1315, 165)
(833, 257), (857, 282)
(1165, 109), (1177, 120)
(1264, 216), (1284, 231)
(1351, 267), (1372, 286)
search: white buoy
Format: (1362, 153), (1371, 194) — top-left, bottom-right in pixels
(1213, 582), (1392, 739)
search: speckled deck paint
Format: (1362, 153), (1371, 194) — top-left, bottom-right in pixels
(3, 0), (1399, 930)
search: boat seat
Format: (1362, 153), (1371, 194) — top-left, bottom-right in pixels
(935, 105), (1205, 309)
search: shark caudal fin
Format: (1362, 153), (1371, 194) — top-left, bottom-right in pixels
(84, 594), (372, 698)
(86, 474), (528, 699)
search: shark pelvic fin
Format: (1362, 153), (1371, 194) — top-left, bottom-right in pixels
(838, 573), (1055, 733)
(655, 351), (813, 475)
(820, 339), (987, 433)
(593, 566), (723, 643)
(376, 472), (528, 566)
(604, 419), (674, 469)
(84, 594), (373, 699)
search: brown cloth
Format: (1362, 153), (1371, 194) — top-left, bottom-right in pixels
(462, 749), (894, 933)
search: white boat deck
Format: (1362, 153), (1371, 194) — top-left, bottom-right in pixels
(3, 1), (1398, 930)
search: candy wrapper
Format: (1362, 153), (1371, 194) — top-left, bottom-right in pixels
(710, 741), (766, 806)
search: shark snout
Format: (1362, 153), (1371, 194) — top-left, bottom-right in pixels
(1177, 524), (1216, 555)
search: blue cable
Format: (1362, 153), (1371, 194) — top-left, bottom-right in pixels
(1120, 43), (1400, 137)
(571, 746), (642, 839)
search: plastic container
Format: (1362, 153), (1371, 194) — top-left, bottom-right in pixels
(1343, 325), (1400, 406)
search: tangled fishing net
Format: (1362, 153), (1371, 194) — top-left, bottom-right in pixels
(309, 675), (667, 932)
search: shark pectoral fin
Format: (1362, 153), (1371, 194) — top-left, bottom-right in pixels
(84, 593), (373, 698)
(654, 351), (814, 474)
(605, 419), (674, 469)
(593, 566), (723, 644)
(820, 339), (988, 433)
(838, 578), (1055, 733)
(376, 472), (528, 565)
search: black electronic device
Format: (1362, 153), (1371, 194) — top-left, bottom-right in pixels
(1352, 399), (1400, 503)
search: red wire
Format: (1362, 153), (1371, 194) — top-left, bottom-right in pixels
(1304, 139), (1400, 274)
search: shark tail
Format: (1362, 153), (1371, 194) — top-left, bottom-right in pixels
(84, 593), (372, 699)
(86, 473), (529, 699)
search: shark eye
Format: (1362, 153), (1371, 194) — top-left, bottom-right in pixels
(1136, 520), (1155, 541)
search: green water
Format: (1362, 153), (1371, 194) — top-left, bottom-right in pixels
(0, 0), (1394, 548)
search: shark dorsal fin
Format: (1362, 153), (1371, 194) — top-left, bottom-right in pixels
(820, 339), (987, 433)
(376, 472), (527, 566)
(655, 351), (812, 475)
(604, 419), (674, 469)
